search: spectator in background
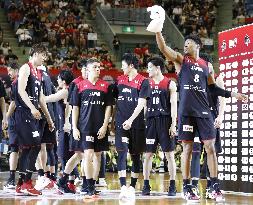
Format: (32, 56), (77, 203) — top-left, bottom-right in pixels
(172, 4), (182, 25)
(0, 50), (5, 65)
(113, 35), (120, 60)
(4, 49), (18, 64)
(99, 44), (109, 56)
(134, 43), (143, 58)
(0, 42), (11, 56)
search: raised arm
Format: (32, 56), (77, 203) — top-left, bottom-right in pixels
(156, 32), (183, 65)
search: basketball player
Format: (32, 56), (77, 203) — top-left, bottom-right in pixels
(190, 54), (226, 199)
(44, 70), (75, 193)
(14, 43), (54, 196)
(3, 62), (19, 190)
(113, 53), (150, 200)
(142, 57), (177, 196)
(57, 63), (89, 194)
(34, 65), (57, 191)
(156, 32), (247, 201)
(72, 58), (113, 196)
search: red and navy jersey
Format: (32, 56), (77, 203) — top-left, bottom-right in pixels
(178, 55), (211, 118)
(146, 77), (171, 119)
(72, 78), (114, 134)
(14, 62), (42, 110)
(114, 74), (150, 128)
(68, 76), (83, 103)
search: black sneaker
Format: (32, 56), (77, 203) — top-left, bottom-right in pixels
(87, 185), (96, 196)
(209, 183), (225, 202)
(4, 178), (16, 190)
(182, 184), (200, 201)
(142, 185), (151, 196)
(57, 180), (75, 194)
(168, 185), (176, 196)
(80, 186), (89, 194)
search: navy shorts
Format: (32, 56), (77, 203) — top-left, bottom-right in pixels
(178, 116), (216, 142)
(69, 131), (84, 152)
(115, 126), (145, 154)
(8, 115), (19, 147)
(146, 116), (175, 153)
(14, 109), (41, 147)
(80, 132), (109, 152)
(39, 119), (56, 144)
(57, 131), (74, 160)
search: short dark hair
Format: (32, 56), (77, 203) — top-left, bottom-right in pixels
(199, 53), (213, 63)
(121, 53), (139, 69)
(80, 59), (87, 68)
(185, 34), (202, 47)
(148, 57), (165, 73)
(58, 70), (74, 85)
(7, 62), (19, 70)
(86, 57), (100, 66)
(29, 43), (48, 57)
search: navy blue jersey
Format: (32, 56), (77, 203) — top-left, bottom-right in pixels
(114, 74), (150, 128)
(68, 76), (83, 103)
(146, 76), (171, 119)
(14, 62), (42, 110)
(72, 79), (114, 134)
(0, 80), (6, 120)
(41, 70), (56, 122)
(178, 55), (211, 118)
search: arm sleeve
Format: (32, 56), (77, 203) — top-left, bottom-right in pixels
(208, 84), (231, 98)
(112, 82), (119, 99)
(67, 82), (75, 103)
(139, 79), (151, 99)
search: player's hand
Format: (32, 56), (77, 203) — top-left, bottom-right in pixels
(235, 93), (248, 103)
(2, 118), (8, 130)
(73, 128), (81, 141)
(146, 5), (165, 33)
(63, 121), (71, 133)
(214, 115), (223, 128)
(47, 119), (55, 132)
(122, 119), (133, 130)
(31, 107), (41, 120)
(97, 125), (107, 139)
(169, 123), (176, 137)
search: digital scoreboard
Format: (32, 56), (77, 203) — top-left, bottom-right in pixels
(218, 24), (253, 193)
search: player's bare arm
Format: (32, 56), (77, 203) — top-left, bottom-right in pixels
(0, 96), (7, 130)
(156, 32), (183, 66)
(98, 105), (112, 139)
(122, 98), (147, 130)
(169, 80), (177, 137)
(18, 64), (41, 119)
(6, 101), (16, 119)
(72, 105), (80, 141)
(39, 92), (54, 131)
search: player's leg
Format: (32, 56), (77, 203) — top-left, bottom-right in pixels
(159, 117), (177, 196)
(198, 118), (224, 202)
(178, 116), (199, 201)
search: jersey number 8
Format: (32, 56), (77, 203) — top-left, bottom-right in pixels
(194, 74), (200, 82)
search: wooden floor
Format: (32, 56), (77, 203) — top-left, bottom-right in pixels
(0, 172), (252, 205)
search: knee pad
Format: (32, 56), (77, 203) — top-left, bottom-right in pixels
(131, 154), (141, 173)
(117, 151), (127, 171)
(10, 145), (19, 153)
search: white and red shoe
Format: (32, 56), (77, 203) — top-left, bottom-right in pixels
(21, 180), (42, 196)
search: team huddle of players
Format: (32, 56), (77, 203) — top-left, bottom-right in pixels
(2, 31), (247, 203)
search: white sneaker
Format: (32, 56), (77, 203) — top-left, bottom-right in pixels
(119, 185), (128, 200)
(74, 177), (82, 186)
(127, 186), (136, 200)
(34, 176), (51, 191)
(96, 178), (107, 187)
